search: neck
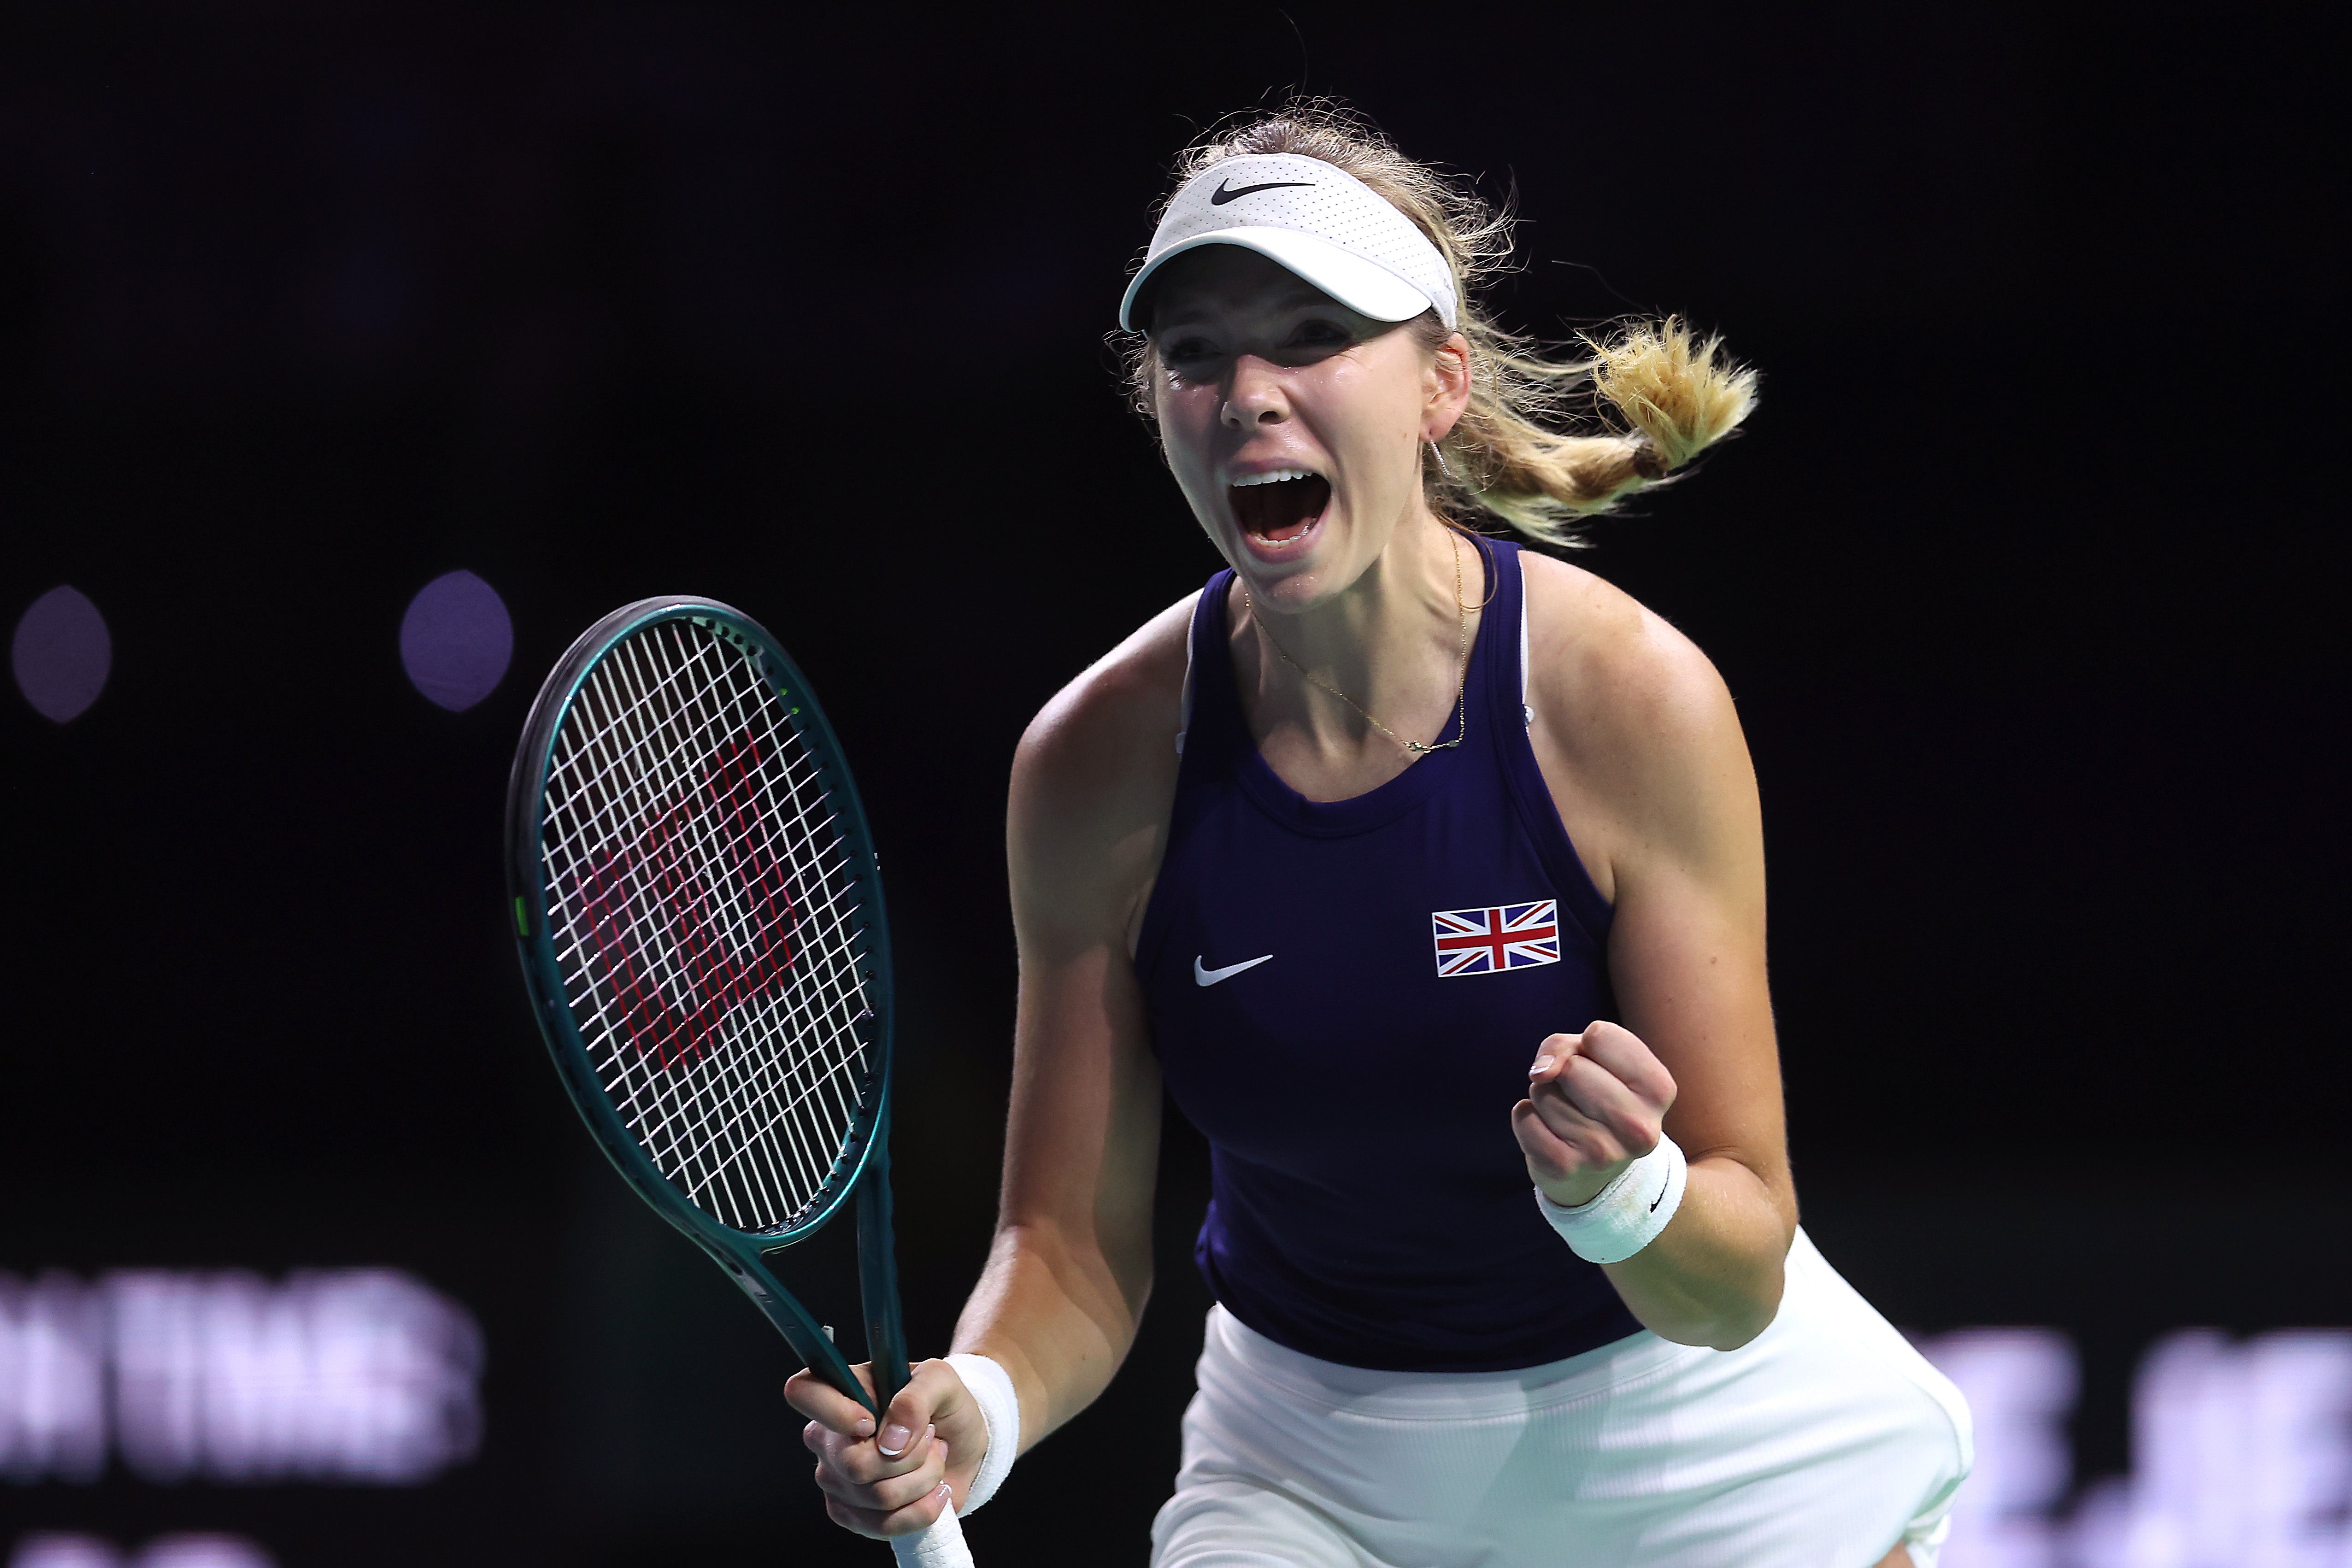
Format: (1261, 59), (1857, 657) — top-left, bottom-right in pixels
(1237, 505), (1482, 763)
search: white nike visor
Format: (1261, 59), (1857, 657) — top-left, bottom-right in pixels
(1118, 153), (1458, 333)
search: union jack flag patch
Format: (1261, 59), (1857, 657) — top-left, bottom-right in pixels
(1431, 900), (1562, 977)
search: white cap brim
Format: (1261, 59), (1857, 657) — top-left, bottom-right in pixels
(1118, 227), (1437, 333)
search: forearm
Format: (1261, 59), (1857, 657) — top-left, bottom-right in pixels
(951, 1217), (1150, 1451)
(1601, 1155), (1791, 1351)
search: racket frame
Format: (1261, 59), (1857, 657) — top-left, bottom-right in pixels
(506, 595), (911, 1416)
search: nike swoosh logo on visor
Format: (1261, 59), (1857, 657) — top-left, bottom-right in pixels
(1209, 179), (1313, 206)
(1194, 953), (1274, 986)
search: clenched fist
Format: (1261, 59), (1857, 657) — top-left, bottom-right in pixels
(1511, 1020), (1678, 1209)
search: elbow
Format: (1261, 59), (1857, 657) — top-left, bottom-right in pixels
(1707, 1258), (1788, 1350)
(1699, 1298), (1777, 1352)
(1649, 1261), (1787, 1352)
(1650, 1306), (1774, 1353)
(1117, 1263), (1158, 1359)
(995, 1216), (1155, 1346)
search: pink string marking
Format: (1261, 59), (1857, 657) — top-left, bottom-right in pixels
(574, 728), (803, 1070)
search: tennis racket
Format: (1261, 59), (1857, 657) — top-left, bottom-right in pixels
(505, 595), (973, 1568)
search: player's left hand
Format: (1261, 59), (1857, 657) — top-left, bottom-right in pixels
(1512, 1020), (1678, 1209)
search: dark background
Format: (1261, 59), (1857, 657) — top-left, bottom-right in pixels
(3, 3), (2340, 1563)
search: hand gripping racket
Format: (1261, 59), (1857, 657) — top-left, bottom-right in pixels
(506, 596), (974, 1567)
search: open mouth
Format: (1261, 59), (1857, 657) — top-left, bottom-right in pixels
(1228, 469), (1331, 546)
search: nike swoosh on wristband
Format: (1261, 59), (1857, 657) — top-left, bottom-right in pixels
(1209, 179), (1314, 205)
(1651, 1175), (1672, 1212)
(1194, 953), (1274, 986)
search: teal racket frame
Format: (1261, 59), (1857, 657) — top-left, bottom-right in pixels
(505, 595), (912, 1416)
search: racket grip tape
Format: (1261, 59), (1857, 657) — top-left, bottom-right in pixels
(891, 1505), (974, 1568)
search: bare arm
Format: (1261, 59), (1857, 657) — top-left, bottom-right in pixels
(786, 601), (1189, 1540)
(956, 692), (1173, 1444)
(1513, 559), (1796, 1351)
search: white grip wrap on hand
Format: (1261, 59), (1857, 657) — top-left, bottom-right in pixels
(888, 1507), (970, 1568)
(944, 1351), (1020, 1516)
(1533, 1133), (1688, 1264)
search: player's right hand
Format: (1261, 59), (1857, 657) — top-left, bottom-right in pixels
(786, 1358), (983, 1540)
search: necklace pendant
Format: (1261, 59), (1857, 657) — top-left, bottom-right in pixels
(1242, 533), (1473, 762)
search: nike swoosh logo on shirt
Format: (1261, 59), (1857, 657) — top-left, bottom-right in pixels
(1194, 953), (1274, 986)
(1209, 179), (1314, 205)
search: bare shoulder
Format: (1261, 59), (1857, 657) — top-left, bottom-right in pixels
(1013, 593), (1191, 817)
(1009, 593), (1194, 934)
(1519, 551), (1754, 840)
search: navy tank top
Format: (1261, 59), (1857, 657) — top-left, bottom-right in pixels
(1135, 538), (1641, 1373)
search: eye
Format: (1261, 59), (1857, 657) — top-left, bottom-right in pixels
(1159, 335), (1220, 371)
(1289, 318), (1352, 349)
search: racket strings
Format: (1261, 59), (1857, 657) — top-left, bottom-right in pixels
(540, 618), (877, 1231)
(554, 640), (825, 1221)
(558, 630), (869, 1226)
(581, 628), (873, 1222)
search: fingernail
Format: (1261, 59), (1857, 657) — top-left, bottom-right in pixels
(1530, 1054), (1554, 1075)
(853, 1417), (874, 1438)
(879, 1423), (912, 1456)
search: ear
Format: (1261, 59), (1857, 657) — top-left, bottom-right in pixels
(1422, 332), (1472, 442)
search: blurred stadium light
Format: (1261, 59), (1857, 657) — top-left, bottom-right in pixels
(398, 570), (514, 713)
(1, 1270), (482, 1486)
(9, 588), (112, 726)
(1924, 1327), (2352, 1567)
(0, 1276), (103, 1485)
(8, 1535), (273, 1568)
(1924, 1329), (2079, 1565)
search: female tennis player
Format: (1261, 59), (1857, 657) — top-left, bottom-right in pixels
(788, 105), (1971, 1567)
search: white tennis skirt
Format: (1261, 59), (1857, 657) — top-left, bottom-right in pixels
(1150, 1229), (1970, 1568)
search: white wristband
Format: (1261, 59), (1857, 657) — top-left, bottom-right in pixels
(942, 1352), (1019, 1516)
(1533, 1133), (1688, 1265)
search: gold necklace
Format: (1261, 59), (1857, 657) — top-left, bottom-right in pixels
(1244, 530), (1471, 757)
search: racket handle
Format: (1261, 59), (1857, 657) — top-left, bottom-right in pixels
(890, 1505), (974, 1568)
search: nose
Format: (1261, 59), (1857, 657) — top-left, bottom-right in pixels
(1220, 355), (1288, 429)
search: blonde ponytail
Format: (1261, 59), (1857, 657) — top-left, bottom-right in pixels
(1125, 103), (1758, 547)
